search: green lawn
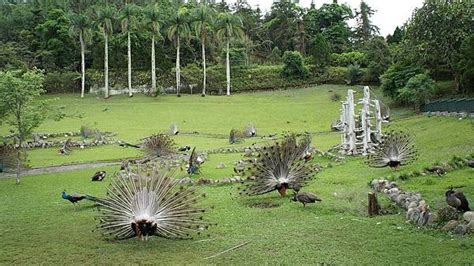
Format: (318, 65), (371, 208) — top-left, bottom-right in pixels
(0, 85), (473, 264)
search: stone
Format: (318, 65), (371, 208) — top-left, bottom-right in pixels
(407, 201), (418, 209)
(454, 224), (468, 236)
(442, 220), (459, 231)
(216, 163), (226, 169)
(467, 221), (474, 232)
(463, 211), (474, 222)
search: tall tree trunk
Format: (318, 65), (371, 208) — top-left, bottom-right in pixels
(202, 38), (206, 96)
(128, 31), (132, 97)
(80, 31), (85, 98)
(176, 35), (181, 97)
(151, 35), (156, 95)
(104, 33), (109, 99)
(226, 40), (230, 96)
(15, 144), (21, 185)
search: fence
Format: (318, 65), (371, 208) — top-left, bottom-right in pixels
(422, 98), (474, 113)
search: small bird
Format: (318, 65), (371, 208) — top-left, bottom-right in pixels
(445, 187), (470, 212)
(291, 191), (322, 207)
(425, 166), (447, 176)
(61, 191), (97, 206)
(118, 141), (140, 149)
(178, 145), (191, 152)
(91, 171), (107, 181)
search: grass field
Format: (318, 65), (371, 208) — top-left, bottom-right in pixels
(1, 85), (473, 264)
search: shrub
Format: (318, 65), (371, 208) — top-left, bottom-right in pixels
(380, 64), (424, 98)
(347, 64), (363, 85)
(43, 71), (80, 93)
(220, 48), (247, 66)
(330, 92), (341, 102)
(331, 51), (368, 67)
(397, 73), (436, 110)
(281, 51), (309, 78)
(268, 47), (282, 64)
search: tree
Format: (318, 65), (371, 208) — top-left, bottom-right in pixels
(308, 33), (331, 68)
(192, 4), (214, 97)
(167, 7), (191, 97)
(120, 3), (139, 97)
(263, 1), (302, 53)
(403, 1), (473, 91)
(281, 50), (309, 78)
(458, 35), (474, 93)
(215, 12), (244, 96)
(353, 1), (379, 47)
(386, 26), (403, 45)
(68, 12), (92, 98)
(398, 73), (435, 110)
(96, 4), (115, 99)
(364, 36), (391, 82)
(144, 4), (163, 95)
(0, 70), (46, 185)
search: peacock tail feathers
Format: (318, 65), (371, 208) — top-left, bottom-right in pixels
(240, 134), (319, 196)
(366, 130), (418, 168)
(95, 168), (209, 240)
(142, 134), (175, 158)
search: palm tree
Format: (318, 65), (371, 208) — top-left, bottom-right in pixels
(144, 4), (163, 95)
(68, 12), (92, 98)
(215, 12), (244, 96)
(96, 5), (115, 99)
(167, 7), (191, 97)
(192, 4), (214, 97)
(120, 3), (139, 97)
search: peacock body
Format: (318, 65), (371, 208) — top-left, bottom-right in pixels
(240, 134), (319, 197)
(95, 168), (209, 240)
(366, 131), (418, 169)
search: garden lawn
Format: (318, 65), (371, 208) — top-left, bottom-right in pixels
(0, 85), (473, 264)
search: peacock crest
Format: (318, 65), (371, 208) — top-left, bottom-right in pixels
(95, 168), (210, 240)
(240, 134), (319, 197)
(366, 130), (418, 169)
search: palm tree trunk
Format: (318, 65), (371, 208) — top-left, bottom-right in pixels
(151, 35), (156, 95)
(176, 35), (181, 97)
(104, 33), (109, 99)
(127, 31), (132, 97)
(202, 38), (206, 96)
(80, 31), (85, 98)
(226, 40), (231, 96)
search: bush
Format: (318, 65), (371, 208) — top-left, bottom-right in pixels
(281, 51), (309, 78)
(268, 47), (282, 64)
(397, 73), (436, 110)
(43, 71), (80, 93)
(347, 64), (363, 85)
(380, 64), (424, 98)
(220, 48), (247, 66)
(331, 51), (368, 67)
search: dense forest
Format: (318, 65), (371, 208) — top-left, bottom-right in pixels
(0, 0), (472, 104)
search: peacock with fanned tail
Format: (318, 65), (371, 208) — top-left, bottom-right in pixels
(366, 131), (418, 169)
(95, 168), (210, 240)
(240, 134), (319, 197)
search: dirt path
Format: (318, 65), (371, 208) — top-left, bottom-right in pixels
(0, 161), (121, 178)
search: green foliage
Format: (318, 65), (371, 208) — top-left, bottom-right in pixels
(346, 64), (362, 85)
(364, 37), (391, 82)
(220, 48), (247, 66)
(380, 64), (424, 98)
(308, 34), (331, 67)
(386, 26), (403, 45)
(268, 46), (282, 64)
(458, 35), (474, 93)
(43, 71), (81, 94)
(281, 51), (309, 78)
(331, 51), (367, 67)
(263, 1), (302, 52)
(353, 0), (379, 46)
(397, 73), (436, 109)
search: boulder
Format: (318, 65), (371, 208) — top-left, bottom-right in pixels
(454, 224), (468, 236)
(463, 211), (474, 222)
(442, 220), (459, 232)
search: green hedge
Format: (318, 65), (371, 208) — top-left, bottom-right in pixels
(45, 65), (372, 94)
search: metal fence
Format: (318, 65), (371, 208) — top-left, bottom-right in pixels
(422, 98), (474, 113)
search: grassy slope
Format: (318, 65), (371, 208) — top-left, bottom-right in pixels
(0, 86), (473, 264)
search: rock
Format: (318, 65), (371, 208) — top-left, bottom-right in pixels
(442, 220), (459, 232)
(216, 163), (226, 169)
(467, 221), (474, 232)
(437, 206), (459, 222)
(388, 187), (399, 194)
(370, 179), (379, 188)
(454, 224), (468, 235)
(407, 208), (419, 221)
(463, 211), (474, 222)
(407, 201), (418, 209)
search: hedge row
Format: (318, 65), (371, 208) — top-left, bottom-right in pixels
(43, 65), (373, 94)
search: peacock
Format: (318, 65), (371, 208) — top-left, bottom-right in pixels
(142, 134), (175, 158)
(291, 184), (322, 207)
(240, 134), (319, 197)
(366, 131), (418, 169)
(170, 123), (179, 135)
(244, 124), (257, 137)
(445, 187), (470, 212)
(61, 191), (98, 206)
(91, 171), (107, 181)
(95, 169), (210, 240)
